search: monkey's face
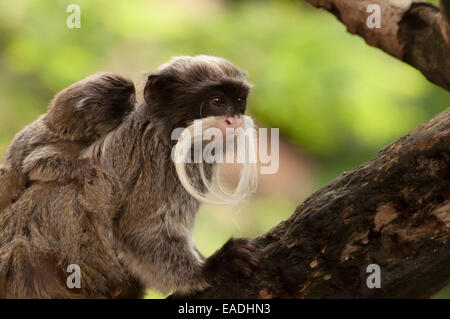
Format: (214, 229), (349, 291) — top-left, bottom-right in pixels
(184, 80), (250, 140)
(144, 55), (252, 133)
(145, 56), (258, 205)
(194, 81), (248, 118)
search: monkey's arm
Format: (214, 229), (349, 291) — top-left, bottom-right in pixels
(127, 231), (258, 296)
(0, 167), (27, 212)
(21, 144), (95, 184)
(148, 233), (210, 294)
(168, 237), (259, 297)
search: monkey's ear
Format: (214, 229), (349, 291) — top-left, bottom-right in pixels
(146, 74), (159, 86)
(143, 74), (168, 105)
(74, 97), (91, 110)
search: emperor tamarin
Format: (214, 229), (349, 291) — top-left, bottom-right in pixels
(0, 56), (259, 298)
(0, 72), (136, 213)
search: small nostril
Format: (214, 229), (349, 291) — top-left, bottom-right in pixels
(225, 119), (231, 126)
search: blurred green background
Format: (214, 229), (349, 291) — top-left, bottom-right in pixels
(0, 0), (448, 298)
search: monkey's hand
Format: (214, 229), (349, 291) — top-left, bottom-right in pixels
(23, 145), (97, 185)
(168, 238), (260, 299)
(0, 169), (28, 211)
(203, 238), (260, 283)
(70, 159), (98, 185)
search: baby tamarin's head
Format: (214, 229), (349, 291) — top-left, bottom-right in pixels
(47, 72), (136, 141)
(144, 55), (257, 205)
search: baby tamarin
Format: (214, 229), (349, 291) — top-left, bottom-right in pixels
(0, 56), (259, 298)
(0, 72), (135, 212)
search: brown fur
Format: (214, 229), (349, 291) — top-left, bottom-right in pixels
(0, 56), (258, 298)
(0, 73), (135, 213)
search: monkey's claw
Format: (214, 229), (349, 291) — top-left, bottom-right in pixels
(203, 238), (260, 283)
(11, 186), (26, 203)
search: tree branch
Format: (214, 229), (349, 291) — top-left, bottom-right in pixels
(302, 0), (450, 91)
(184, 108), (450, 298)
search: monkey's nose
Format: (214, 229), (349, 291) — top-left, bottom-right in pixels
(224, 116), (243, 129)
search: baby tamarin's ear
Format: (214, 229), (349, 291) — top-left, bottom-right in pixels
(74, 97), (91, 110)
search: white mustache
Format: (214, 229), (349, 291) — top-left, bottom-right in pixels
(173, 115), (258, 206)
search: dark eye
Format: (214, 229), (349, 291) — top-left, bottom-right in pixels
(210, 96), (226, 107)
(237, 97), (246, 108)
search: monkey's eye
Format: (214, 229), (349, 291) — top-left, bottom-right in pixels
(210, 97), (226, 107)
(237, 97), (246, 108)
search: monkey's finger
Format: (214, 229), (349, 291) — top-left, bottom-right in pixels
(226, 238), (258, 252)
(229, 258), (256, 278)
(238, 253), (260, 269)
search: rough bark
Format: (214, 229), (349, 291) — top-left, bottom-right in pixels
(301, 0), (450, 91)
(185, 107), (450, 298)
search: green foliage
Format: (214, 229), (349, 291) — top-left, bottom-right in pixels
(0, 0), (448, 160)
(0, 0), (448, 298)
(0, 1), (448, 158)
